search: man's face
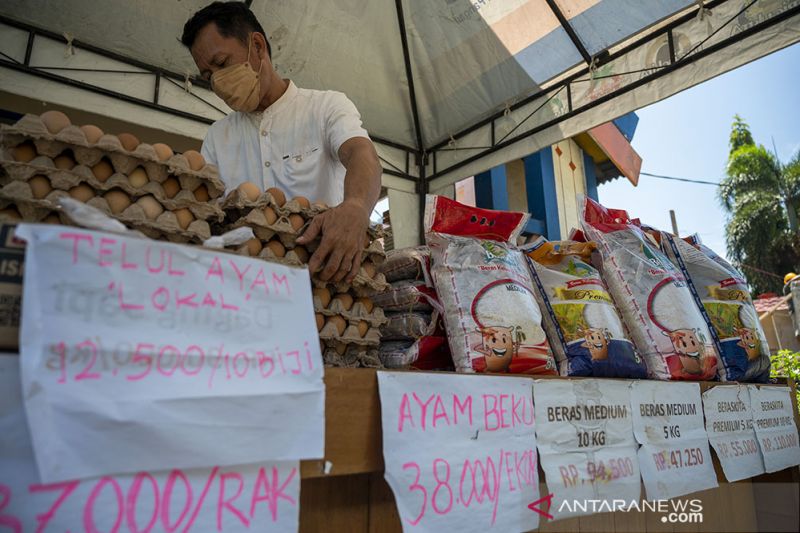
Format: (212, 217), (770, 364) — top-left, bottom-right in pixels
(190, 23), (253, 83)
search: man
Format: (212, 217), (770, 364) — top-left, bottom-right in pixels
(181, 2), (382, 282)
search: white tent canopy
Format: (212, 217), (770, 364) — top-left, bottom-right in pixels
(1, 0), (799, 226)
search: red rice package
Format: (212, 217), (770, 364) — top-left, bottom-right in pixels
(523, 237), (647, 378)
(661, 232), (770, 382)
(425, 195), (555, 374)
(579, 196), (721, 380)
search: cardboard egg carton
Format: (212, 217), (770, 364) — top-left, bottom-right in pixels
(1, 115), (225, 198)
(317, 314), (381, 346)
(0, 197), (59, 223)
(0, 156), (223, 222)
(220, 188), (279, 212)
(229, 240), (309, 266)
(225, 208), (301, 246)
(310, 263), (389, 297)
(312, 293), (386, 327)
(322, 344), (382, 368)
(0, 180), (211, 243)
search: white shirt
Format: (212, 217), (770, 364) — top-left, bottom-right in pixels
(201, 81), (370, 206)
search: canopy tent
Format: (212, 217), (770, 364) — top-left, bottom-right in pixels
(1, 0), (799, 230)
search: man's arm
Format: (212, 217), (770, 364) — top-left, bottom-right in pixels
(296, 137), (382, 282)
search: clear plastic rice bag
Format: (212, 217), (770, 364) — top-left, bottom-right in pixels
(661, 232), (770, 382)
(425, 195), (555, 374)
(579, 195), (721, 380)
(523, 236), (647, 378)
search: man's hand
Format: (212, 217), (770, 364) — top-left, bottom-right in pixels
(296, 199), (370, 282)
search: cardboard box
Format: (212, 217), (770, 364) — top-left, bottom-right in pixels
(0, 223), (24, 350)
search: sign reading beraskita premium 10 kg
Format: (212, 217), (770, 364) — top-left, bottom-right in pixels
(15, 224), (325, 484)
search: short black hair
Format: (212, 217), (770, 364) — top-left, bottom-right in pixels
(181, 1), (271, 58)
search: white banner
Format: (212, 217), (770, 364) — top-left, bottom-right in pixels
(630, 381), (717, 500)
(749, 385), (800, 473)
(702, 385), (765, 482)
(533, 379), (639, 520)
(15, 224), (324, 483)
(0, 354), (300, 533)
(377, 372), (539, 533)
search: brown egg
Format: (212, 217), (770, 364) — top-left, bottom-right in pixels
(43, 213), (61, 224)
(80, 124), (104, 144)
(293, 245), (309, 263)
(356, 297), (374, 313)
(127, 167), (149, 188)
(293, 196), (311, 209)
(117, 133), (140, 151)
(327, 315), (347, 336)
(174, 208), (194, 230)
(29, 175), (52, 199)
(332, 342), (348, 355)
(135, 195), (164, 220)
(53, 153), (76, 170)
(193, 184), (209, 202)
(68, 184), (95, 202)
(315, 313), (325, 331)
(288, 213), (304, 231)
(313, 287), (332, 308)
(12, 142), (37, 163)
(357, 321), (369, 337)
(237, 182), (261, 202)
(183, 150), (205, 171)
(0, 207), (22, 221)
(362, 262), (376, 278)
(162, 177), (181, 198)
(263, 206), (277, 225)
(265, 239), (286, 258)
(40, 110), (71, 134)
(266, 187), (286, 206)
(91, 159), (114, 182)
(245, 238), (263, 256)
(104, 190), (131, 214)
(332, 293), (354, 311)
(152, 143), (174, 161)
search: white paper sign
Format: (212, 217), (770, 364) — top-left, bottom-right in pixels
(749, 385), (800, 473)
(630, 381), (717, 500)
(702, 385), (765, 481)
(0, 355), (300, 532)
(533, 379), (640, 519)
(16, 225), (324, 482)
(378, 372), (539, 533)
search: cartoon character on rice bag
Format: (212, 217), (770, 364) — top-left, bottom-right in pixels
(579, 327), (611, 361)
(736, 328), (761, 361)
(663, 328), (707, 375)
(474, 325), (524, 372)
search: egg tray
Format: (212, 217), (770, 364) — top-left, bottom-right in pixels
(1, 115), (225, 198)
(0, 198), (58, 223)
(312, 297), (387, 327)
(322, 344), (382, 369)
(0, 156), (224, 222)
(310, 269), (389, 298)
(224, 208), (385, 265)
(221, 188), (328, 217)
(318, 317), (381, 347)
(228, 240), (309, 266)
(0, 184), (211, 243)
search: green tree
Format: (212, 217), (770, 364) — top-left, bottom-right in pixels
(719, 115), (800, 294)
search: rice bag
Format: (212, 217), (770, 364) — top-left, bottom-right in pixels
(661, 232), (770, 382)
(579, 195), (721, 381)
(425, 195), (555, 374)
(523, 237), (647, 378)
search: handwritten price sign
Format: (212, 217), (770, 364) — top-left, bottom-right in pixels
(0, 355), (300, 533)
(702, 385), (765, 481)
(378, 372), (539, 533)
(16, 225), (324, 483)
(749, 385), (800, 473)
(631, 381), (717, 500)
(533, 379), (640, 520)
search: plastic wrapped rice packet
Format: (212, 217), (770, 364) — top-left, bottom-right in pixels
(660, 232), (770, 382)
(424, 195), (555, 374)
(579, 195), (721, 381)
(523, 236), (647, 378)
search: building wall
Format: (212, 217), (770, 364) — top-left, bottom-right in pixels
(550, 139), (587, 239)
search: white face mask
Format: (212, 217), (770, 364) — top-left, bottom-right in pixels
(210, 35), (264, 112)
